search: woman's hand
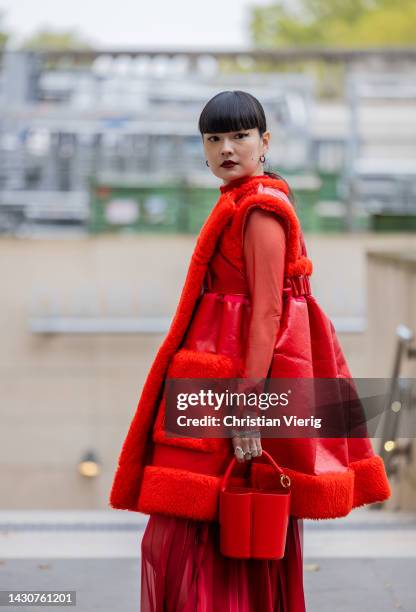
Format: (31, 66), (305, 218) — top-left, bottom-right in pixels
(231, 432), (262, 463)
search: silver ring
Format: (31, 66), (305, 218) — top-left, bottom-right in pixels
(244, 451), (252, 458)
(234, 446), (244, 455)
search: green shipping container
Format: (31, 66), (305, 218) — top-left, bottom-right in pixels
(89, 178), (187, 234)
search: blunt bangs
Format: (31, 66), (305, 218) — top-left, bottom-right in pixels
(198, 90), (266, 136)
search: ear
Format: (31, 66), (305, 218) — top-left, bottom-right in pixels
(262, 130), (271, 153)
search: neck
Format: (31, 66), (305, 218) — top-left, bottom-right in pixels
(219, 172), (268, 194)
(222, 169), (264, 187)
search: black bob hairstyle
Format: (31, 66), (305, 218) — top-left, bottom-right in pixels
(198, 90), (295, 205)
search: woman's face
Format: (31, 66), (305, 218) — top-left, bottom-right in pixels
(202, 127), (270, 184)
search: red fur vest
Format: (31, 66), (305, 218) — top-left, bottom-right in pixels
(109, 174), (391, 520)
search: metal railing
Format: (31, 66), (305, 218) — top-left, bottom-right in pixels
(379, 325), (416, 478)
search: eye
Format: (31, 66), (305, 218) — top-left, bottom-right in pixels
(207, 136), (219, 142)
(235, 132), (249, 139)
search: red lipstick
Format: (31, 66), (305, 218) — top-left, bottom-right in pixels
(221, 161), (238, 168)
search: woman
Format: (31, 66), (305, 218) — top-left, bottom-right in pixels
(109, 91), (391, 611)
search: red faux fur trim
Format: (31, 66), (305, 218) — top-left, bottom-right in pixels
(137, 465), (221, 520)
(250, 454), (391, 519)
(136, 464), (352, 521)
(349, 455), (391, 508)
(134, 454), (391, 521)
(151, 348), (238, 452)
(168, 347), (238, 378)
(250, 463), (354, 520)
(220, 175), (291, 199)
(220, 190), (313, 278)
(287, 256), (313, 277)
(109, 193), (235, 510)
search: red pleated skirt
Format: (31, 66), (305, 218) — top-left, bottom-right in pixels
(140, 513), (306, 612)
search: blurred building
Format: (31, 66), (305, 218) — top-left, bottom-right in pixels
(0, 49), (415, 236)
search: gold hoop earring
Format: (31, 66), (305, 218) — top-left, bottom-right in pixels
(205, 160), (209, 167)
(259, 154), (266, 163)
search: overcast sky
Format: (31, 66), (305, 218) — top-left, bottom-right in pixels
(0, 0), (272, 49)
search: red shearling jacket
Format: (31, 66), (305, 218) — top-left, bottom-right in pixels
(109, 173), (391, 520)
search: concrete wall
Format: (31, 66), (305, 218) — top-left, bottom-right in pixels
(367, 250), (416, 511)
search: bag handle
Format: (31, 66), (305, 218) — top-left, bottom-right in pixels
(220, 450), (291, 493)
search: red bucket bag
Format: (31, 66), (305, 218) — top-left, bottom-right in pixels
(219, 450), (292, 560)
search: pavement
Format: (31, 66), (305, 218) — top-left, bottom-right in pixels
(0, 508), (415, 611)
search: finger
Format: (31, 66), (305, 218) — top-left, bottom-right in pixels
(241, 437), (251, 455)
(232, 437), (245, 463)
(249, 438), (258, 457)
(241, 438), (252, 461)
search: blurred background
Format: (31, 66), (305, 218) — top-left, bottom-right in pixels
(1, 1), (416, 609)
